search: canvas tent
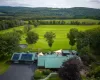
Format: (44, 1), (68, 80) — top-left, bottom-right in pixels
(38, 52), (44, 56)
(54, 49), (62, 55)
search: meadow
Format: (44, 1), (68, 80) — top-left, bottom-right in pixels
(0, 24), (100, 51)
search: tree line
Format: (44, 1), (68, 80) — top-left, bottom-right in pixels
(0, 20), (100, 31)
(28, 20), (100, 25)
(0, 20), (24, 30)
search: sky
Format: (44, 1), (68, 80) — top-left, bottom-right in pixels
(0, 0), (100, 9)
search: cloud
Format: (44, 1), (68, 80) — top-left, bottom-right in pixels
(89, 0), (100, 2)
(0, 0), (100, 8)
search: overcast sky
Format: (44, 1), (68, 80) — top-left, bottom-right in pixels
(0, 0), (100, 8)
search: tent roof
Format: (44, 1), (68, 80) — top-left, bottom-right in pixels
(54, 49), (62, 54)
(38, 52), (44, 56)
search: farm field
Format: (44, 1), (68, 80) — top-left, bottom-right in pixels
(0, 24), (100, 51)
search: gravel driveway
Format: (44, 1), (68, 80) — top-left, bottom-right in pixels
(0, 63), (37, 80)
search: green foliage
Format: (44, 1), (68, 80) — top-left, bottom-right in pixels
(0, 24), (98, 51)
(26, 31), (39, 44)
(44, 31), (56, 48)
(28, 20), (33, 24)
(76, 27), (100, 55)
(86, 28), (100, 55)
(87, 66), (100, 80)
(39, 20), (98, 25)
(67, 28), (78, 48)
(24, 24), (32, 33)
(0, 20), (24, 30)
(0, 7), (100, 20)
(42, 69), (51, 75)
(59, 58), (82, 80)
(33, 21), (39, 28)
(0, 31), (21, 57)
(34, 69), (51, 80)
(34, 69), (43, 80)
(67, 27), (100, 65)
(0, 60), (9, 75)
(67, 27), (100, 57)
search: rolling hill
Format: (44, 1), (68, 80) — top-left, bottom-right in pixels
(0, 6), (100, 20)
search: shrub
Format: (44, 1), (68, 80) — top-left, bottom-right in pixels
(15, 30), (23, 34)
(87, 66), (100, 79)
(34, 69), (43, 80)
(33, 69), (52, 80)
(42, 69), (51, 75)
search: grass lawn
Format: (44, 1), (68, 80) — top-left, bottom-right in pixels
(0, 24), (100, 51)
(0, 61), (9, 75)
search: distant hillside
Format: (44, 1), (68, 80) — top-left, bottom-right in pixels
(0, 6), (100, 20)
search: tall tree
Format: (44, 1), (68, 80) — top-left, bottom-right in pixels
(24, 24), (32, 33)
(0, 31), (21, 57)
(67, 28), (78, 49)
(76, 27), (100, 55)
(44, 32), (56, 48)
(26, 31), (39, 44)
(33, 20), (39, 28)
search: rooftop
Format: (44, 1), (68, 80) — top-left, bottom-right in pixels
(11, 52), (36, 61)
(38, 54), (74, 68)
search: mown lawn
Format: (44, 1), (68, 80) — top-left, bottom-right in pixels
(0, 25), (100, 51)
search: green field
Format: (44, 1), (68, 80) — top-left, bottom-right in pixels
(0, 24), (100, 51)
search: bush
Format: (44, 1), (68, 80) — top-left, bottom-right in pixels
(87, 66), (100, 79)
(42, 69), (51, 75)
(34, 69), (51, 80)
(34, 69), (43, 80)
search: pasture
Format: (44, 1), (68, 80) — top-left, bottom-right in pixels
(0, 24), (100, 51)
